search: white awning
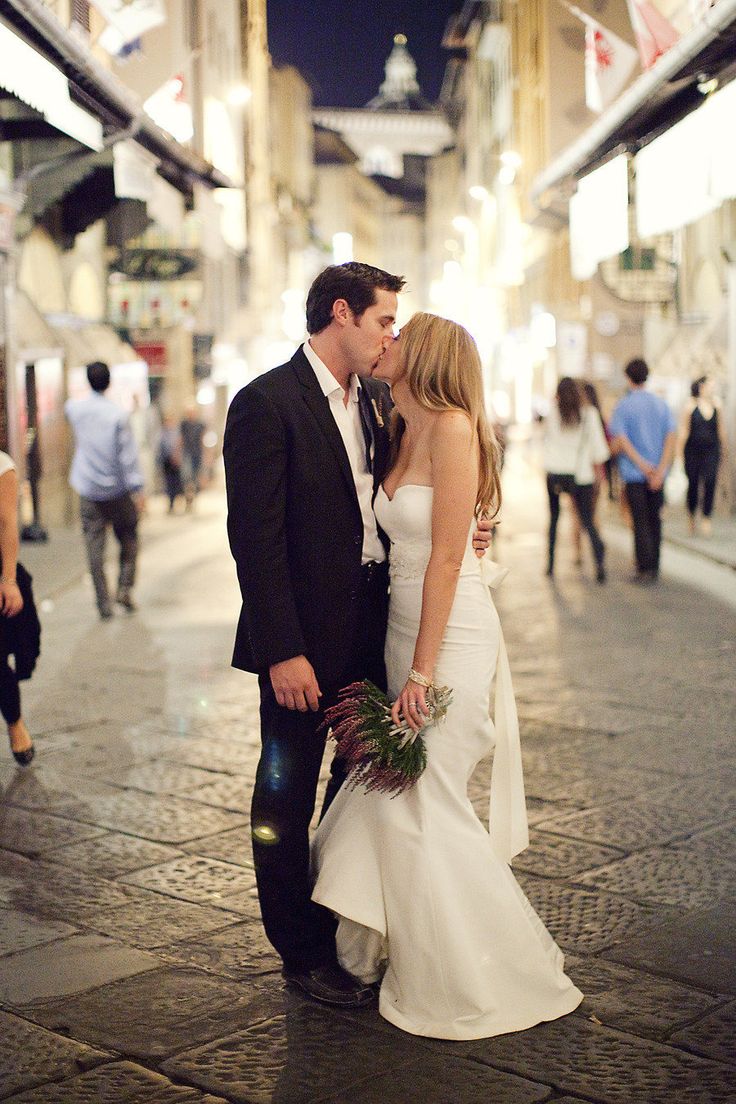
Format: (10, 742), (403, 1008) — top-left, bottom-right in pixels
(636, 78), (736, 237)
(0, 20), (103, 150)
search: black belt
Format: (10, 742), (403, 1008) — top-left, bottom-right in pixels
(360, 560), (386, 583)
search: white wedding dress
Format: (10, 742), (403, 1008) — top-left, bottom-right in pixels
(311, 485), (583, 1039)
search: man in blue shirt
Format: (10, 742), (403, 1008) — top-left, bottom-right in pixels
(65, 362), (144, 619)
(610, 358), (677, 582)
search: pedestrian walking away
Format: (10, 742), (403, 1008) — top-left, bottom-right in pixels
(678, 374), (728, 537)
(609, 358), (677, 583)
(0, 450), (40, 766)
(180, 405), (206, 509)
(65, 361), (145, 619)
(157, 415), (185, 514)
(223, 262), (492, 1010)
(543, 377), (609, 583)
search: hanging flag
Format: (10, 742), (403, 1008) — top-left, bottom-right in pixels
(625, 0), (680, 69)
(563, 4), (639, 113)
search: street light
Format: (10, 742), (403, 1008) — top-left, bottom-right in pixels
(227, 84), (252, 107)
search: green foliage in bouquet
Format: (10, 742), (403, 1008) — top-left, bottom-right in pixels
(322, 679), (452, 797)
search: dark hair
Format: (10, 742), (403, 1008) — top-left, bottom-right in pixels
(691, 375), (707, 398)
(305, 262), (405, 334)
(87, 361), (111, 392)
(582, 381), (601, 411)
(557, 376), (581, 427)
(625, 358), (649, 386)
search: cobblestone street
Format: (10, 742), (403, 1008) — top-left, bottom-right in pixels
(0, 450), (734, 1103)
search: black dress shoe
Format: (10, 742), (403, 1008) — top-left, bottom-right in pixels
(282, 963), (376, 1007)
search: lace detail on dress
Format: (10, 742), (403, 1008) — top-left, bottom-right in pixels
(389, 542), (431, 581)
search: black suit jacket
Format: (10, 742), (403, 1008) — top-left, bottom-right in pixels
(223, 347), (392, 687)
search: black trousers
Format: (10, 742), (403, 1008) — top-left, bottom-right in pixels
(0, 633), (20, 726)
(626, 481), (664, 574)
(684, 446), (720, 518)
(251, 561), (388, 972)
(546, 474), (605, 569)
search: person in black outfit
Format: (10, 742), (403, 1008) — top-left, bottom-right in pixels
(679, 375), (726, 537)
(224, 263), (491, 1007)
(0, 451), (37, 765)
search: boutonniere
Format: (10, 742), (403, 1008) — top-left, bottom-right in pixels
(371, 397), (384, 428)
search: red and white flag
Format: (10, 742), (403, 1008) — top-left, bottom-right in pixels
(625, 0), (680, 68)
(564, 4), (639, 113)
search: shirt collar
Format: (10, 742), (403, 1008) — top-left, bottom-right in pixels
(302, 341), (359, 403)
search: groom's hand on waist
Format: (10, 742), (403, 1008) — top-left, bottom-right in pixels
(270, 656), (322, 712)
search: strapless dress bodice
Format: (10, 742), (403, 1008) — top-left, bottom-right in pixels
(374, 484), (481, 582)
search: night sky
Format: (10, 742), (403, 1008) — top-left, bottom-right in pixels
(266, 0), (463, 108)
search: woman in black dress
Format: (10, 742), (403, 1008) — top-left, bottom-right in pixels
(679, 376), (727, 537)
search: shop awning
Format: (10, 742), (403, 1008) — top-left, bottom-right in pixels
(0, 0), (231, 196)
(531, 0), (736, 205)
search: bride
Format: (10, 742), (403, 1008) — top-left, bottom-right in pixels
(311, 312), (583, 1040)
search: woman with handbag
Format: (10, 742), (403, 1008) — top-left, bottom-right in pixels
(543, 377), (609, 582)
(0, 451), (35, 765)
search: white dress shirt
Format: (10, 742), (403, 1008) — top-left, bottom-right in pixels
(302, 341), (385, 564)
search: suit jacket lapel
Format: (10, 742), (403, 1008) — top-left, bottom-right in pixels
(362, 378), (392, 489)
(291, 349), (360, 508)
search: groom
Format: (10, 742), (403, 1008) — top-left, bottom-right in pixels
(224, 263), (403, 1007)
(224, 262), (490, 1007)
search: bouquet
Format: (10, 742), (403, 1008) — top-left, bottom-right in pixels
(322, 679), (453, 797)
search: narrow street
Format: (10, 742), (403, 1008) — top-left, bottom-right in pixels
(0, 452), (734, 1103)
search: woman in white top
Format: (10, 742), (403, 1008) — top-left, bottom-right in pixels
(543, 377), (610, 582)
(0, 451), (34, 765)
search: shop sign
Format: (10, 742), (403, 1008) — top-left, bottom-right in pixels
(113, 249), (199, 281)
(133, 341), (167, 373)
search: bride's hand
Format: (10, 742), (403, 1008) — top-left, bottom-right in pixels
(392, 677), (432, 733)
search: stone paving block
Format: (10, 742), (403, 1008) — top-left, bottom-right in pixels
(516, 874), (666, 954)
(74, 791), (249, 843)
(607, 903), (736, 995)
(536, 797), (722, 850)
(81, 895), (240, 949)
(0, 907), (78, 957)
(466, 1014), (736, 1103)
(0, 853), (144, 924)
(160, 919), (281, 983)
(180, 827), (253, 866)
(0, 1009), (107, 1099)
(672, 821), (736, 862)
(161, 737), (256, 775)
(99, 762), (221, 795)
(522, 768), (654, 810)
(182, 776), (250, 813)
(512, 830), (624, 879)
(0, 808), (106, 858)
(1, 1061), (231, 1102)
(161, 1003), (431, 1104)
(0, 934), (161, 1007)
(320, 1053), (552, 1104)
(120, 855), (256, 906)
(563, 954), (722, 1041)
(1, 767), (122, 819)
(45, 832), (186, 878)
(670, 1001), (736, 1066)
(577, 844), (736, 909)
(31, 966), (281, 1061)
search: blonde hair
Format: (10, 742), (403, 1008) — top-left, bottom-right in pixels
(390, 312), (502, 518)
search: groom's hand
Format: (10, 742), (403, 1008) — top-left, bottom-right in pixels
(472, 515), (495, 558)
(270, 656), (322, 712)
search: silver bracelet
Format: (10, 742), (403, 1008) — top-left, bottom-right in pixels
(408, 667), (433, 688)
